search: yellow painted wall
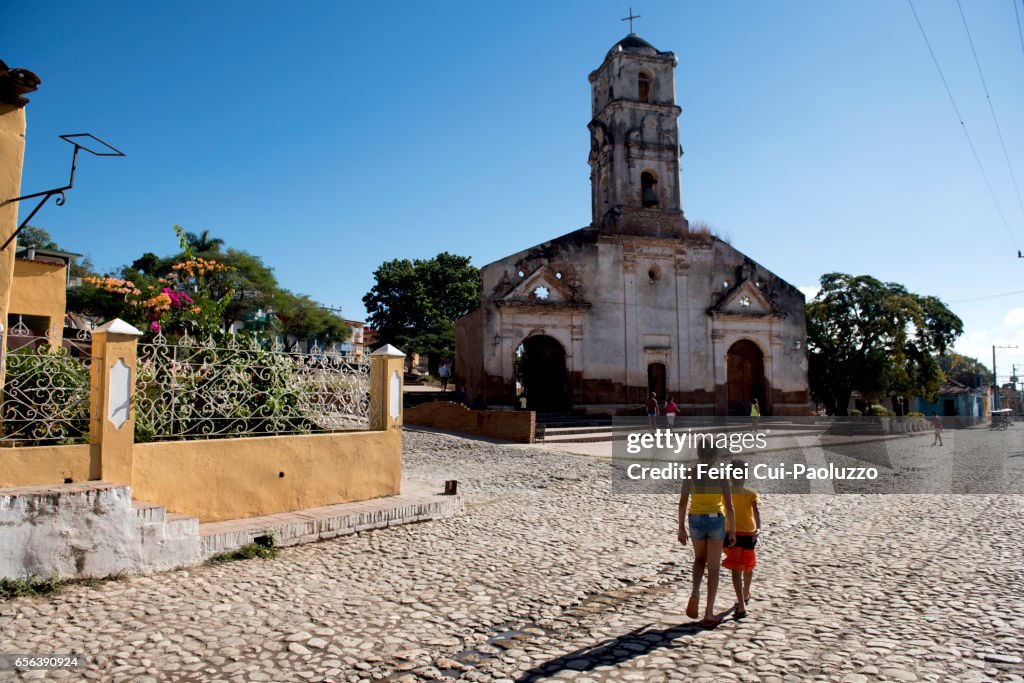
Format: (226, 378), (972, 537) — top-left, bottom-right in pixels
(9, 257), (67, 335)
(0, 104), (28, 377)
(131, 430), (402, 522)
(0, 443), (96, 487)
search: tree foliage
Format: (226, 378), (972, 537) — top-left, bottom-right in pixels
(362, 252), (480, 362)
(183, 229), (225, 254)
(275, 291), (350, 345)
(66, 225), (349, 343)
(16, 225), (59, 250)
(806, 273), (963, 414)
(937, 352), (991, 387)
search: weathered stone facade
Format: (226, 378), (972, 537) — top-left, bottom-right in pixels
(456, 34), (808, 416)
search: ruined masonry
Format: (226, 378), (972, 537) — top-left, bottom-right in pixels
(456, 33), (809, 416)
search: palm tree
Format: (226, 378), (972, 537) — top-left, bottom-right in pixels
(184, 229), (225, 254)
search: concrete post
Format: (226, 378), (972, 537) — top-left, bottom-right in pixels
(371, 344), (405, 432)
(89, 319), (143, 485)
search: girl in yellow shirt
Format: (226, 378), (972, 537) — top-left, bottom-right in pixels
(677, 445), (735, 627)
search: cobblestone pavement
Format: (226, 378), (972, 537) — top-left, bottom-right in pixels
(2, 427), (1023, 682)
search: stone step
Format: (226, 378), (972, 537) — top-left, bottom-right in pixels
(131, 500), (166, 524)
(198, 483), (464, 561)
(540, 431), (615, 443)
(165, 513), (199, 540)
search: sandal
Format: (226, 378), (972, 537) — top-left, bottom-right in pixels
(686, 595), (699, 619)
(699, 615), (723, 628)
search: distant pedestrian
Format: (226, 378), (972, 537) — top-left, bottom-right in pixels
(931, 412), (943, 446)
(646, 392), (659, 430)
(665, 397), (679, 429)
(750, 399), (761, 432)
(723, 459), (760, 619)
(438, 362), (450, 392)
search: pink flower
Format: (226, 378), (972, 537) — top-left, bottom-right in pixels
(150, 321), (161, 333)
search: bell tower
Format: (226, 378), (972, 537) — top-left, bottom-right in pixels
(588, 34), (687, 237)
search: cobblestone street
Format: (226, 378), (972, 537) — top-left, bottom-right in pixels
(2, 427), (1023, 682)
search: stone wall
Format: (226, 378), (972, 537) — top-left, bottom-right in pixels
(0, 481), (199, 579)
(405, 401), (535, 443)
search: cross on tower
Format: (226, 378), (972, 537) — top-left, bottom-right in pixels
(621, 7), (641, 33)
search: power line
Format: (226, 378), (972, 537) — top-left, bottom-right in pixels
(956, 0), (1024, 227)
(947, 288), (1024, 303)
(906, 0), (1021, 251)
(1015, 0), (1024, 62)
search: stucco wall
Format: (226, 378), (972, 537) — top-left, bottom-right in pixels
(454, 307), (484, 398)
(9, 257), (67, 329)
(405, 401), (535, 443)
(0, 481), (199, 579)
(0, 443), (96, 487)
(460, 230), (808, 414)
(0, 104), (28, 375)
(131, 430), (402, 522)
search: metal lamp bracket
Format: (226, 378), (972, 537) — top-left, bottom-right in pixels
(1, 133), (125, 251)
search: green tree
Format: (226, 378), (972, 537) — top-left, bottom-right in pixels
(183, 229), (225, 254)
(200, 249), (279, 333)
(16, 225), (59, 250)
(937, 352), (991, 387)
(362, 252), (480, 365)
(275, 291), (350, 346)
(806, 273), (963, 415)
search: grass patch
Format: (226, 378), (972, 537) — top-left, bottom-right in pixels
(0, 574), (62, 599)
(0, 571), (130, 599)
(207, 534), (277, 564)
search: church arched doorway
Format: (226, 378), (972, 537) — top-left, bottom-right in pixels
(515, 336), (568, 413)
(727, 340), (766, 416)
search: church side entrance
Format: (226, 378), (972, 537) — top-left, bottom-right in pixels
(515, 336), (569, 413)
(726, 340), (766, 416)
(647, 362), (666, 400)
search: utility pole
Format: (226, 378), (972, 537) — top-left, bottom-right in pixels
(1014, 364), (1021, 415)
(992, 345), (1019, 410)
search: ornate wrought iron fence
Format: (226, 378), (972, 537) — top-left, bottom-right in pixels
(134, 333), (372, 441)
(1, 325), (94, 445)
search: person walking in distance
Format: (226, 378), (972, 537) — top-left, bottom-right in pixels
(438, 362), (450, 392)
(646, 392), (659, 430)
(931, 411), (943, 446)
(750, 399), (761, 432)
(665, 396), (678, 429)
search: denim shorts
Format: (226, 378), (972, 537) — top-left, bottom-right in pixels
(689, 513), (726, 541)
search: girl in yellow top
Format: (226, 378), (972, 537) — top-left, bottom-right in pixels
(677, 445), (735, 627)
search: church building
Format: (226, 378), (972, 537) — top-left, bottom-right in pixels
(455, 33), (809, 416)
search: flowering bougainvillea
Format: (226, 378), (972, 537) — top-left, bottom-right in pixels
(82, 227), (236, 337)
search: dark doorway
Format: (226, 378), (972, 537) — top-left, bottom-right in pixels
(727, 340), (765, 416)
(648, 362), (666, 400)
(515, 336), (568, 412)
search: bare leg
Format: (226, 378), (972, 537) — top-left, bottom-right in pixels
(743, 570), (753, 602)
(691, 538), (708, 599)
(687, 537), (707, 619)
(731, 570), (745, 613)
(703, 537), (725, 620)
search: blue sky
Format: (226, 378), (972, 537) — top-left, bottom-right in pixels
(6, 0), (1024, 381)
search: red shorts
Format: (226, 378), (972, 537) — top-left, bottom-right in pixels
(723, 534), (757, 571)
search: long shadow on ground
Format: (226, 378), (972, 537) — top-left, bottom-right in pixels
(514, 622), (708, 682)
